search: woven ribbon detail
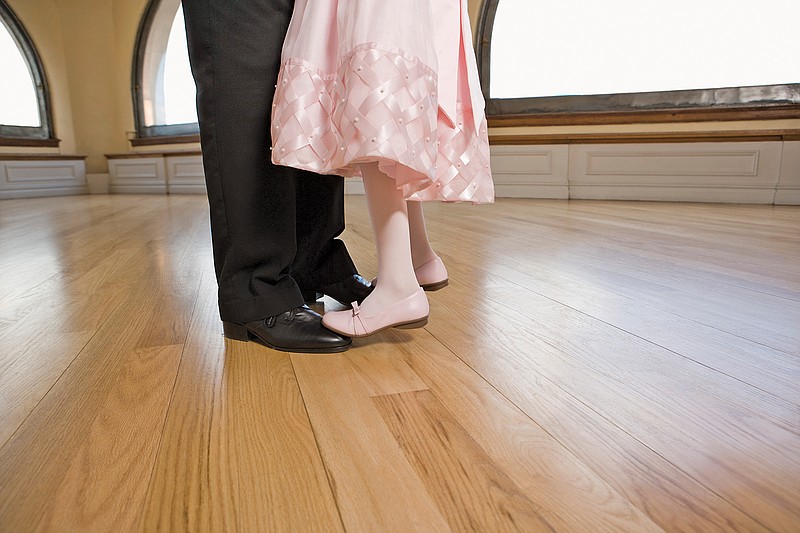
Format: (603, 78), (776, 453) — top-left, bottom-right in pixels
(271, 45), (493, 203)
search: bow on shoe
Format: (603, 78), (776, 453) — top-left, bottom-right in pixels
(350, 302), (370, 336)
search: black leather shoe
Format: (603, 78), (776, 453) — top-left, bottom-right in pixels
(222, 305), (351, 353)
(302, 274), (374, 306)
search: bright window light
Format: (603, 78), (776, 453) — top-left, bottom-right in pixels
(0, 19), (40, 127)
(162, 4), (197, 124)
(490, 0), (800, 99)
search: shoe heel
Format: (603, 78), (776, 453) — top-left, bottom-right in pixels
(222, 321), (251, 341)
(395, 316), (428, 330)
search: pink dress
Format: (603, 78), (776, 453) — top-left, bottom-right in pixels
(270, 0), (494, 203)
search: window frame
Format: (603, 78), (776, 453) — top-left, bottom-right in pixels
(0, 0), (55, 144)
(475, 0), (800, 127)
(132, 0), (199, 140)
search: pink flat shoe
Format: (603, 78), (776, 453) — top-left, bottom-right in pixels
(322, 288), (429, 338)
(371, 257), (449, 292)
(414, 256), (449, 291)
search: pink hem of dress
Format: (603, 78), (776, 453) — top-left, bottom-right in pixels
(271, 43), (494, 203)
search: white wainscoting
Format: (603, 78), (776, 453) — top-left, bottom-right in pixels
(775, 141), (800, 205)
(490, 145), (569, 198)
(488, 141), (798, 204)
(108, 154), (206, 194)
(108, 157), (167, 194)
(104, 141), (799, 204)
(165, 156), (206, 194)
(0, 159), (88, 199)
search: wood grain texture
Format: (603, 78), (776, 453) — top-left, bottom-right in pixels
(226, 343), (343, 532)
(409, 303), (774, 532)
(0, 255), (196, 530)
(375, 330), (662, 532)
(373, 390), (552, 532)
(374, 388), (658, 532)
(138, 271), (238, 533)
(0, 195), (797, 532)
(34, 345), (183, 532)
(408, 202), (799, 531)
(291, 353), (452, 532)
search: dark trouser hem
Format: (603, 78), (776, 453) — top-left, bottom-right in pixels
(218, 284), (305, 325)
(293, 239), (358, 291)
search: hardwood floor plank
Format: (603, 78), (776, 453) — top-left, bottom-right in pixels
(139, 271), (239, 532)
(422, 278), (800, 531)
(226, 343), (343, 532)
(521, 201), (800, 292)
(33, 344), (183, 532)
(1, 195), (797, 532)
(374, 390), (554, 532)
(396, 327), (769, 533)
(338, 338), (429, 397)
(374, 328), (667, 532)
(0, 245), (155, 447)
(291, 352), (452, 532)
(425, 202), (800, 353)
(374, 387), (657, 532)
(0, 197), (162, 308)
(0, 330), (93, 448)
(482, 260), (800, 405)
(0, 271), (189, 530)
(0, 197), (206, 531)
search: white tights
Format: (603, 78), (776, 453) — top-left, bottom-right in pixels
(359, 162), (436, 314)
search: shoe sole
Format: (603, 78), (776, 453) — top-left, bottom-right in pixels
(421, 279), (449, 291)
(371, 279), (449, 292)
(323, 315), (429, 338)
(222, 321), (351, 354)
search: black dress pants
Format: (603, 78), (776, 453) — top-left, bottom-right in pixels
(182, 0), (357, 324)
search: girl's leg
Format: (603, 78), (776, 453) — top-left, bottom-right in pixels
(322, 162), (429, 336)
(355, 162), (421, 315)
(407, 201), (439, 269)
(407, 200), (448, 290)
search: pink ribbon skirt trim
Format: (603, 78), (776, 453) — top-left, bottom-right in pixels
(271, 43), (494, 203)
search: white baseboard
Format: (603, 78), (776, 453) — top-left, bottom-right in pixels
(776, 141), (800, 205)
(0, 159), (88, 199)
(774, 188), (800, 205)
(468, 141), (796, 204)
(570, 185), (777, 204)
(0, 185), (89, 199)
(493, 183), (568, 199)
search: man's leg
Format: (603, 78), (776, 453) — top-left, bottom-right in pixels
(182, 0), (351, 351)
(292, 174), (359, 291)
(183, 0), (297, 323)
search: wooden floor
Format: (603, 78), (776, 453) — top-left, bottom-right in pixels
(0, 194), (798, 532)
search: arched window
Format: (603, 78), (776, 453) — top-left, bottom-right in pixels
(133, 0), (198, 139)
(0, 0), (53, 143)
(476, 0), (800, 125)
